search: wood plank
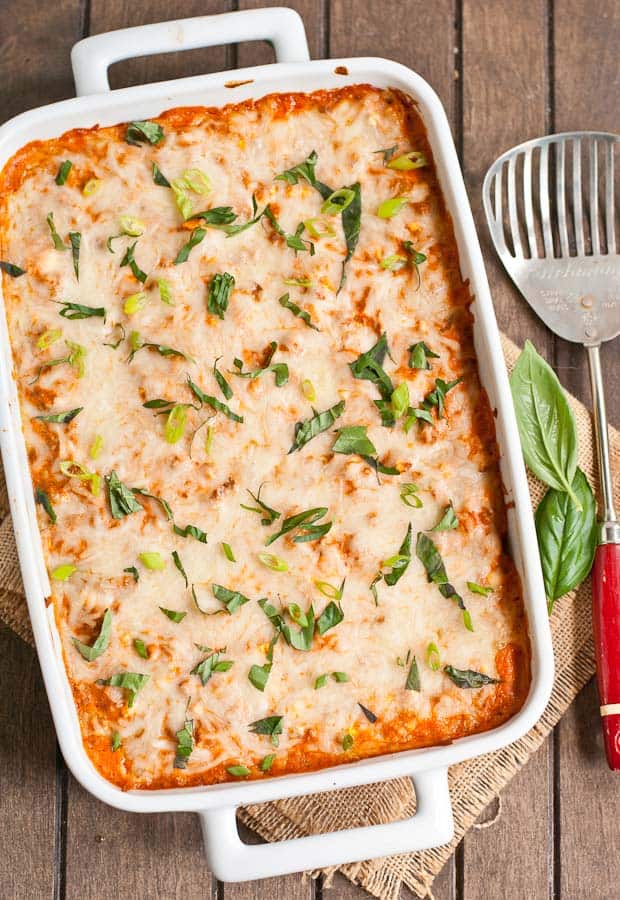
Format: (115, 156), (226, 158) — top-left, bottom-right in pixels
(460, 2), (553, 896)
(552, 4), (620, 898)
(0, 625), (57, 900)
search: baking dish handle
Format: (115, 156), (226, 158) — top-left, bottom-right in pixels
(199, 766), (453, 882)
(71, 7), (311, 96)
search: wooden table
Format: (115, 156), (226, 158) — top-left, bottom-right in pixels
(1, 2), (618, 897)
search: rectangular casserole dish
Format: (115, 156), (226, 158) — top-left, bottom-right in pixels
(0, 7), (554, 881)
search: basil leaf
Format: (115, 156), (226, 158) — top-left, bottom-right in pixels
(316, 600), (344, 635)
(217, 195), (266, 236)
(509, 340), (580, 504)
(187, 377), (244, 423)
(382, 523), (412, 586)
(190, 206), (237, 226)
(283, 605), (315, 650)
(105, 471), (143, 519)
(171, 550), (188, 587)
(289, 400), (345, 453)
(173, 523), (208, 543)
(421, 377), (461, 419)
(97, 671), (149, 707)
(535, 466), (597, 610)
(240, 486), (281, 526)
(408, 341), (439, 370)
(126, 121), (164, 146)
(46, 212), (68, 251)
(132, 488), (173, 521)
(151, 161), (170, 186)
(415, 533), (470, 626)
(34, 407), (82, 424)
(260, 753), (275, 772)
(134, 638), (149, 659)
(405, 655), (421, 691)
(443, 665), (499, 689)
(174, 719), (194, 769)
(402, 241), (427, 288)
(249, 715), (283, 747)
(232, 341), (289, 386)
(0, 260), (26, 277)
(358, 703), (377, 723)
(227, 765), (250, 777)
(111, 730), (122, 751)
(35, 488), (57, 524)
(349, 334), (394, 402)
(192, 652), (233, 685)
(403, 407), (434, 430)
(248, 663), (271, 691)
(128, 335), (194, 364)
(55, 160), (72, 185)
(124, 566), (139, 582)
(212, 583), (252, 614)
(431, 503), (459, 531)
(264, 206), (315, 255)
(276, 151), (323, 188)
(69, 232), (80, 280)
(266, 507), (330, 546)
(213, 358), (233, 399)
(374, 146), (398, 162)
(120, 241), (147, 283)
(57, 301), (105, 320)
(174, 227), (206, 264)
(207, 272), (235, 319)
(342, 734), (354, 751)
(160, 607), (186, 623)
(338, 181), (361, 291)
(278, 293), (319, 330)
(333, 425), (377, 456)
(71, 609), (112, 661)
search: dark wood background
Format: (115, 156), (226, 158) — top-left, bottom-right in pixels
(1, 1), (618, 898)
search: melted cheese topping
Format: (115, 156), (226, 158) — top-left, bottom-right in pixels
(0, 86), (530, 789)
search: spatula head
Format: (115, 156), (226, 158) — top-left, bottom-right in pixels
(483, 132), (620, 346)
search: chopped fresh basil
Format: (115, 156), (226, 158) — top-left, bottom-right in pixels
(249, 715), (283, 747)
(278, 293), (319, 330)
(383, 523), (412, 586)
(217, 194), (266, 236)
(316, 600), (344, 635)
(405, 656), (421, 691)
(120, 241), (147, 283)
(55, 160), (72, 185)
(34, 407), (82, 424)
(173, 523), (208, 543)
(422, 377), (462, 419)
(124, 566), (139, 582)
(205, 271), (235, 319)
(71, 608), (112, 661)
(358, 703), (377, 723)
(415, 533), (471, 629)
(332, 425), (376, 456)
(172, 550), (188, 587)
(126, 120), (164, 146)
(227, 765), (250, 777)
(174, 227), (206, 264)
(408, 341), (439, 370)
(128, 333), (194, 364)
(338, 181), (361, 291)
(403, 407), (434, 430)
(314, 673), (329, 689)
(212, 583), (252, 614)
(97, 672), (149, 707)
(111, 730), (122, 751)
(349, 333), (394, 404)
(174, 719), (194, 769)
(289, 400), (345, 453)
(187, 376), (244, 423)
(248, 631), (280, 692)
(264, 205), (315, 255)
(133, 638), (149, 659)
(443, 665), (499, 689)
(35, 488), (57, 524)
(191, 206), (237, 226)
(213, 357), (233, 400)
(275, 151), (328, 192)
(259, 753), (275, 772)
(57, 301), (106, 320)
(232, 341), (289, 387)
(431, 503), (459, 531)
(159, 606), (186, 623)
(192, 651), (234, 685)
(240, 486), (281, 526)
(46, 212), (68, 251)
(69, 232), (81, 280)
(0, 261), (26, 277)
(402, 241), (427, 288)
(151, 161), (170, 186)
(342, 734), (354, 751)
(132, 488), (173, 521)
(105, 471), (143, 519)
(265, 506), (331, 546)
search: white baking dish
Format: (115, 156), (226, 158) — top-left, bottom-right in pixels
(0, 7), (554, 881)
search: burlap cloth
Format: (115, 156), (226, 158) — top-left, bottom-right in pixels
(1, 334), (618, 899)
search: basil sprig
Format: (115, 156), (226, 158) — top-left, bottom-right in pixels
(72, 608), (112, 661)
(289, 400), (345, 453)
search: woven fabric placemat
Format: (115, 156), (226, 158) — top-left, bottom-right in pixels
(1, 334), (618, 899)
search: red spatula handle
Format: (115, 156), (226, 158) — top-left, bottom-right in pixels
(592, 541), (620, 770)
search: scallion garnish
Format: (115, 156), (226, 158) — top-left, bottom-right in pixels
(467, 581), (494, 596)
(321, 187), (355, 215)
(399, 483), (423, 508)
(139, 551), (165, 571)
(377, 196), (409, 218)
(59, 460), (101, 495)
(157, 278), (173, 305)
(51, 563), (77, 581)
(227, 765), (250, 777)
(426, 642), (441, 670)
(82, 178), (101, 196)
(55, 160), (72, 185)
(258, 552), (289, 572)
(36, 329), (62, 349)
(387, 150), (427, 170)
(221, 542), (235, 562)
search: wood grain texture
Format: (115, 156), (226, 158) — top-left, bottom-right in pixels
(236, 0), (324, 66)
(0, 625), (58, 900)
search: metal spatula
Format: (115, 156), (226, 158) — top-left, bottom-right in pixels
(482, 132), (620, 769)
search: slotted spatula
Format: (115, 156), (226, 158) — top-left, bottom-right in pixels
(483, 132), (620, 769)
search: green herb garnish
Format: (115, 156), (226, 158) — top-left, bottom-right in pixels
(97, 672), (149, 707)
(382, 523), (412, 586)
(174, 719), (194, 769)
(431, 503), (459, 531)
(55, 160), (72, 185)
(105, 471), (143, 519)
(151, 161), (170, 186)
(232, 341), (289, 386)
(408, 341), (439, 370)
(264, 205), (315, 255)
(35, 488), (57, 524)
(443, 666), (499, 689)
(192, 652), (234, 685)
(134, 638), (149, 659)
(186, 376), (243, 423)
(0, 261), (26, 277)
(111, 730), (122, 751)
(227, 765), (250, 777)
(399, 483), (423, 508)
(174, 227), (206, 264)
(289, 400), (345, 453)
(58, 301), (106, 320)
(249, 715), (283, 747)
(213, 357), (233, 400)
(160, 606), (186, 623)
(358, 703), (377, 723)
(405, 655), (421, 691)
(338, 181), (361, 291)
(34, 407), (82, 424)
(212, 583), (253, 614)
(46, 212), (68, 251)
(266, 506), (331, 545)
(126, 121), (164, 146)
(415, 533), (471, 630)
(69, 232), (81, 279)
(240, 486), (281, 526)
(71, 608), (112, 661)
(120, 241), (147, 283)
(278, 292), (319, 330)
(173, 523), (208, 543)
(259, 754), (275, 772)
(316, 600), (344, 635)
